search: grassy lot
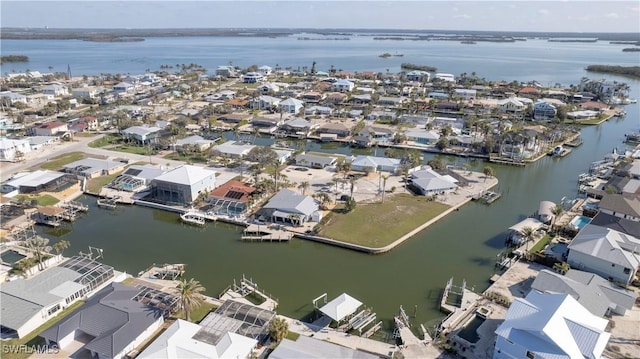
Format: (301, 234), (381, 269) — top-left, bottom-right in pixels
(529, 234), (553, 254)
(112, 144), (157, 156)
(164, 152), (209, 164)
(285, 331), (300, 341)
(88, 134), (121, 148)
(14, 194), (60, 206)
(39, 152), (86, 170)
(173, 302), (217, 324)
(86, 172), (123, 193)
(319, 194), (450, 248)
(2, 301), (85, 359)
(73, 132), (97, 138)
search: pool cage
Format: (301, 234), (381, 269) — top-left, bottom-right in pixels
(132, 285), (180, 318)
(207, 198), (247, 216)
(194, 300), (276, 345)
(59, 256), (115, 294)
(109, 175), (145, 192)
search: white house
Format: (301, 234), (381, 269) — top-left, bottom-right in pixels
(408, 167), (458, 195)
(113, 82), (135, 93)
(33, 122), (69, 137)
(454, 89), (477, 101)
(72, 86), (99, 100)
(0, 137), (31, 161)
(331, 79), (355, 92)
(351, 155), (401, 174)
(151, 165), (216, 205)
(435, 73), (455, 82)
(278, 98), (304, 114)
(242, 72), (263, 84)
(42, 84), (68, 97)
(567, 224), (640, 285)
(257, 65), (273, 76)
(211, 140), (256, 159)
(493, 291), (610, 359)
(405, 70), (430, 82)
(0, 91), (27, 105)
(250, 95), (281, 110)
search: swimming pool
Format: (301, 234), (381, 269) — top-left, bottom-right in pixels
(0, 250), (26, 265)
(570, 215), (591, 231)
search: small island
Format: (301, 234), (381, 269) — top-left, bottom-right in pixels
(379, 53), (392, 58)
(0, 55), (29, 65)
(400, 62), (437, 72)
(586, 65), (640, 79)
(622, 48), (640, 52)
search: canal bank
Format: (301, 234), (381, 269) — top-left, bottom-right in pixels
(38, 78), (639, 336)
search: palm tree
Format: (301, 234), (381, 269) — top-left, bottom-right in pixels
(298, 181), (310, 195)
(177, 278), (206, 322)
(521, 226), (535, 252)
(381, 174), (390, 203)
(52, 240), (70, 255)
(269, 317), (289, 343)
(551, 205), (564, 234)
(26, 236), (52, 271)
(483, 166), (495, 182)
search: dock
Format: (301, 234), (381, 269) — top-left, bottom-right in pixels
(472, 190), (501, 204)
(218, 275), (279, 311)
(241, 224), (293, 242)
(488, 155), (526, 166)
(97, 196), (118, 210)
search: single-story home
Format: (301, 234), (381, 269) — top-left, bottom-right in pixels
(294, 153), (337, 168)
(62, 158), (127, 179)
(211, 141), (256, 159)
(351, 155), (401, 174)
(258, 188), (321, 225)
(207, 180), (258, 216)
(408, 167), (458, 196)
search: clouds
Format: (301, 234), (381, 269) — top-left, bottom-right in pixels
(1, 1), (638, 32)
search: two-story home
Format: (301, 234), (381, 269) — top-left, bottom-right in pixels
(250, 95), (280, 111)
(331, 79), (355, 92)
(278, 98), (304, 114)
(533, 100), (557, 121)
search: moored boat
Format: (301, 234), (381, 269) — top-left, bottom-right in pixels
(180, 212), (206, 226)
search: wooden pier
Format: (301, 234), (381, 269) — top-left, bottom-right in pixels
(488, 155), (526, 166)
(241, 224), (293, 242)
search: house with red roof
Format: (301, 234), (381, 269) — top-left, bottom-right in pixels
(207, 180), (258, 216)
(33, 121), (68, 136)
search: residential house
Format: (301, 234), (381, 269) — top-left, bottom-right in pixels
(121, 126), (162, 145)
(427, 91), (449, 99)
(226, 99), (250, 109)
(454, 89), (477, 101)
(1, 256), (115, 338)
(207, 180), (258, 216)
(242, 72), (263, 84)
(533, 100), (557, 121)
(315, 122), (350, 139)
(72, 86), (99, 100)
(0, 91), (27, 105)
(211, 141), (255, 159)
(590, 212), (640, 239)
(517, 86), (541, 98)
(351, 155), (401, 174)
(377, 96), (405, 107)
(0, 137), (31, 161)
(581, 101), (610, 112)
(258, 188), (321, 225)
(367, 110), (397, 122)
(294, 153), (337, 168)
(537, 200), (557, 224)
(33, 122), (68, 137)
(348, 94), (372, 105)
(405, 70), (430, 82)
(113, 82), (135, 93)
(325, 92), (347, 104)
(138, 319), (257, 359)
(62, 158), (127, 178)
(151, 165), (216, 205)
(270, 336), (378, 359)
(434, 73), (455, 82)
(257, 65), (272, 76)
(216, 66), (237, 78)
(355, 126), (395, 145)
(278, 98), (304, 114)
(280, 118), (318, 136)
(250, 95), (280, 111)
(301, 91), (324, 102)
(256, 83), (280, 94)
(110, 165), (167, 192)
(408, 167), (458, 195)
(1, 170), (74, 194)
(531, 269), (637, 317)
(41, 282), (164, 359)
(174, 135), (215, 152)
(42, 84), (68, 97)
(251, 117), (282, 133)
(493, 291), (610, 359)
(217, 113), (250, 125)
(305, 105), (333, 116)
(497, 97), (526, 113)
(598, 193), (640, 222)
(399, 114), (429, 126)
(331, 79), (355, 92)
(405, 129), (440, 145)
(567, 224), (640, 285)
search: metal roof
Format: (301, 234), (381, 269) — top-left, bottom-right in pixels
(270, 336), (377, 359)
(568, 224), (640, 269)
(319, 293), (362, 322)
(154, 165), (216, 186)
(262, 189), (318, 216)
(4, 170), (67, 188)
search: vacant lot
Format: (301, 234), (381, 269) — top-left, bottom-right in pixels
(319, 193), (449, 248)
(39, 152), (86, 170)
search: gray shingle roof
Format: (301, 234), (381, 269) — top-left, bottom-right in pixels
(263, 189), (318, 216)
(568, 224), (640, 269)
(589, 212), (640, 238)
(599, 193), (640, 218)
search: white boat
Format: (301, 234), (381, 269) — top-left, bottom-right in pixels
(180, 212), (206, 226)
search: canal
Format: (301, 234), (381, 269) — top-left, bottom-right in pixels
(42, 78), (639, 334)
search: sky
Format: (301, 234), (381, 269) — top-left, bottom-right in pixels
(1, 1), (639, 33)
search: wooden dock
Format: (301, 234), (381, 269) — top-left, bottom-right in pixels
(488, 155), (526, 166)
(241, 224), (293, 242)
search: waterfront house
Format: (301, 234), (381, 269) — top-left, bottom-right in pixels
(1, 170), (74, 194)
(355, 125), (395, 145)
(351, 155), (401, 174)
(280, 117), (318, 136)
(137, 319), (258, 359)
(531, 269), (637, 317)
(110, 165), (167, 192)
(0, 137), (31, 161)
(537, 200), (557, 224)
(121, 125), (162, 145)
(567, 224), (640, 285)
(174, 135), (215, 152)
(72, 86), (100, 101)
(408, 167), (458, 196)
(497, 97), (526, 113)
(435, 73), (455, 82)
(113, 82), (135, 93)
(251, 117), (282, 133)
(533, 100), (557, 121)
(211, 141), (255, 159)
(63, 158), (127, 179)
(33, 121), (68, 137)
(294, 153), (337, 168)
(256, 82), (280, 94)
(207, 180), (258, 216)
(405, 129), (440, 145)
(315, 122), (350, 138)
(1, 256), (115, 339)
(258, 188), (320, 225)
(250, 95), (280, 111)
(506, 217), (544, 246)
(270, 335), (377, 359)
(427, 91), (449, 100)
(305, 105), (333, 116)
(41, 282), (164, 359)
(217, 113), (251, 125)
(598, 193), (640, 222)
(150, 165), (216, 205)
(405, 70), (430, 82)
(581, 101), (609, 112)
(493, 291), (610, 359)
(216, 66), (237, 78)
(242, 72), (263, 84)
(278, 98), (304, 114)
(331, 79), (355, 92)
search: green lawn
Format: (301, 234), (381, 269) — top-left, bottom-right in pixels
(39, 152), (86, 170)
(86, 172), (123, 193)
(164, 152), (209, 164)
(14, 194), (60, 206)
(529, 234), (553, 254)
(319, 194), (450, 248)
(172, 302), (217, 324)
(2, 301), (85, 359)
(112, 144), (157, 156)
(88, 134), (121, 148)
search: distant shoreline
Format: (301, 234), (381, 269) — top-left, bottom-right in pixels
(1, 27), (638, 42)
